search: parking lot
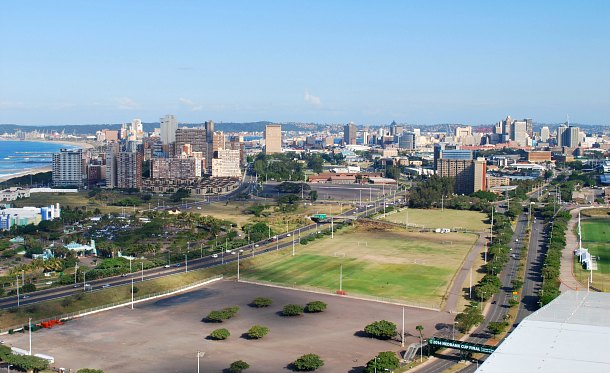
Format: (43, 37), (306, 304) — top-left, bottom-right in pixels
(2, 281), (452, 372)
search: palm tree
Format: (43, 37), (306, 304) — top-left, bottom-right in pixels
(416, 325), (424, 362)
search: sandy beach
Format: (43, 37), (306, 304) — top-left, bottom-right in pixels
(0, 138), (95, 184)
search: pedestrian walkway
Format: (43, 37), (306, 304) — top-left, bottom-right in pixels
(560, 207), (592, 291)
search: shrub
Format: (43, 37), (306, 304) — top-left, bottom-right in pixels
(229, 360), (250, 373)
(77, 369), (104, 373)
(251, 297), (272, 308)
(247, 325), (269, 339)
(293, 354), (324, 371)
(282, 304), (304, 316)
(364, 351), (399, 373)
(305, 301), (327, 313)
(204, 306), (240, 322)
(209, 328), (230, 340)
(363, 320), (397, 340)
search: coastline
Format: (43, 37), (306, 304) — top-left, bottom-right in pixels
(0, 139), (95, 185)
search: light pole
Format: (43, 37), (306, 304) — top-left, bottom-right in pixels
(131, 277), (134, 310)
(197, 351), (205, 373)
(141, 262), (144, 282)
(16, 276), (19, 308)
(185, 254), (188, 273)
(28, 317), (32, 355)
(74, 263), (78, 285)
(237, 251), (240, 281)
(83, 271), (87, 292)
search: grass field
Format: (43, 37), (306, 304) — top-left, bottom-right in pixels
(239, 223), (477, 308)
(575, 218), (610, 290)
(381, 208), (488, 232)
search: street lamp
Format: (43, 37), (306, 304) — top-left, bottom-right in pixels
(197, 351), (205, 373)
(185, 254), (188, 273)
(16, 275), (19, 308)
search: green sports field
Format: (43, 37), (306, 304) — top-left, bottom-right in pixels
(381, 208), (488, 232)
(582, 218), (610, 274)
(239, 223), (477, 308)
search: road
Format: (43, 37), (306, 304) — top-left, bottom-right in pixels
(420, 212), (531, 373)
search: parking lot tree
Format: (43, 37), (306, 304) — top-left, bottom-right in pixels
(282, 304), (305, 316)
(292, 354), (324, 371)
(229, 360), (250, 373)
(209, 328), (230, 340)
(305, 301), (327, 313)
(363, 320), (397, 340)
(364, 351), (400, 373)
(251, 297), (273, 308)
(247, 325), (269, 339)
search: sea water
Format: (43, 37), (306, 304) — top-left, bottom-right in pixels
(0, 140), (78, 179)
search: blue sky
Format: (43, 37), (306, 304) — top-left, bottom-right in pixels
(1, 0), (609, 126)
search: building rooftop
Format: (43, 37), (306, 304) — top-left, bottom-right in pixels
(477, 291), (610, 373)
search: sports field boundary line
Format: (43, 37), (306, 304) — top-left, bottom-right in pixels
(237, 279), (441, 312)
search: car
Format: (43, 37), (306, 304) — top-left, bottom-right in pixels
(121, 273), (128, 277)
(164, 265), (170, 268)
(212, 254), (218, 258)
(230, 251), (236, 255)
(197, 207), (202, 210)
(45, 281), (53, 285)
(174, 264), (181, 267)
(73, 284), (80, 288)
(22, 295), (30, 299)
(254, 244), (259, 248)
(287, 233), (291, 237)
(515, 239), (519, 242)
(239, 249), (244, 253)
(102, 284), (111, 288)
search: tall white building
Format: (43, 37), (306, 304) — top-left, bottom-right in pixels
(52, 149), (83, 187)
(540, 126), (550, 142)
(160, 115), (178, 145)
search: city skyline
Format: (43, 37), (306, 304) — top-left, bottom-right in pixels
(2, 1), (610, 126)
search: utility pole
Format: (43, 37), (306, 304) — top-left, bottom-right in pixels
(401, 307), (405, 347)
(339, 264), (343, 292)
(131, 277), (134, 310)
(29, 318), (32, 355)
(331, 217), (334, 239)
(237, 251), (240, 281)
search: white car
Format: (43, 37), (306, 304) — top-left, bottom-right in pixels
(212, 254), (218, 258)
(230, 251), (236, 255)
(254, 244), (260, 248)
(45, 281), (53, 285)
(287, 233), (291, 237)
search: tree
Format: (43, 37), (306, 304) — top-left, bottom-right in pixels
(247, 325), (269, 339)
(282, 304), (304, 316)
(205, 306), (240, 322)
(364, 351), (400, 373)
(292, 354), (324, 371)
(455, 302), (484, 333)
(363, 320), (397, 340)
(20, 283), (37, 293)
(305, 301), (327, 313)
(416, 325), (424, 341)
(309, 190), (318, 202)
(209, 328), (230, 340)
(487, 321), (509, 337)
(229, 360), (250, 373)
(77, 369), (104, 373)
(251, 297), (273, 308)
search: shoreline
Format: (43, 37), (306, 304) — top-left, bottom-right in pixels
(0, 139), (95, 185)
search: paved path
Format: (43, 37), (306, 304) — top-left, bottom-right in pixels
(442, 233), (486, 313)
(559, 207), (592, 291)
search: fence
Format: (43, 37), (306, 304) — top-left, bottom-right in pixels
(0, 275), (223, 335)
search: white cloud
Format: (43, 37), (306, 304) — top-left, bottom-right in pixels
(179, 97), (203, 111)
(304, 89), (321, 106)
(116, 97), (139, 110)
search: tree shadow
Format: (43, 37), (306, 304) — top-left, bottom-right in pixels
(353, 330), (370, 338)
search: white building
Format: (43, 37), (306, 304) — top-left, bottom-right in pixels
(212, 149), (241, 178)
(160, 114), (178, 145)
(52, 148), (83, 187)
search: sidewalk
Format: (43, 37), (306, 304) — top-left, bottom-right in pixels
(559, 207), (592, 291)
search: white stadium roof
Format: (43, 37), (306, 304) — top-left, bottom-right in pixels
(477, 290), (610, 373)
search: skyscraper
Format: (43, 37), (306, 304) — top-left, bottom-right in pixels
(540, 126), (550, 142)
(343, 122), (357, 145)
(160, 115), (178, 145)
(436, 157), (486, 195)
(264, 124), (282, 154)
(510, 120), (527, 146)
(52, 148), (83, 187)
(117, 152), (142, 189)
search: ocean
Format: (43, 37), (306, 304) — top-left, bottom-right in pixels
(0, 140), (78, 179)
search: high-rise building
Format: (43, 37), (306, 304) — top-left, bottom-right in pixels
(160, 115), (178, 145)
(397, 132), (416, 150)
(52, 149), (84, 187)
(264, 124), (282, 154)
(117, 152), (142, 189)
(557, 125), (579, 148)
(105, 144), (119, 188)
(540, 126), (550, 142)
(455, 126), (472, 139)
(389, 121), (403, 136)
(510, 120), (527, 146)
(175, 128), (207, 153)
(436, 157), (486, 195)
(343, 122), (357, 145)
(151, 157), (203, 179)
(212, 149), (241, 177)
(361, 130), (369, 145)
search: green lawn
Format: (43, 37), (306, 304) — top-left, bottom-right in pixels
(239, 225), (477, 308)
(582, 218), (610, 275)
(381, 208), (488, 232)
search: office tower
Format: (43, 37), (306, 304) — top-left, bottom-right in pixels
(264, 124), (282, 154)
(117, 152), (142, 189)
(501, 115), (512, 142)
(389, 121), (403, 136)
(105, 144), (119, 188)
(510, 120), (527, 146)
(473, 158), (487, 193)
(540, 126), (550, 142)
(52, 148), (84, 187)
(525, 118), (533, 136)
(343, 122), (357, 145)
(160, 115), (178, 145)
(455, 126), (472, 139)
(398, 132), (416, 150)
(361, 130), (369, 145)
(212, 149), (241, 177)
(132, 118), (143, 139)
(559, 126), (580, 148)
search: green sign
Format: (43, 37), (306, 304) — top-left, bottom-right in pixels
(427, 337), (497, 354)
